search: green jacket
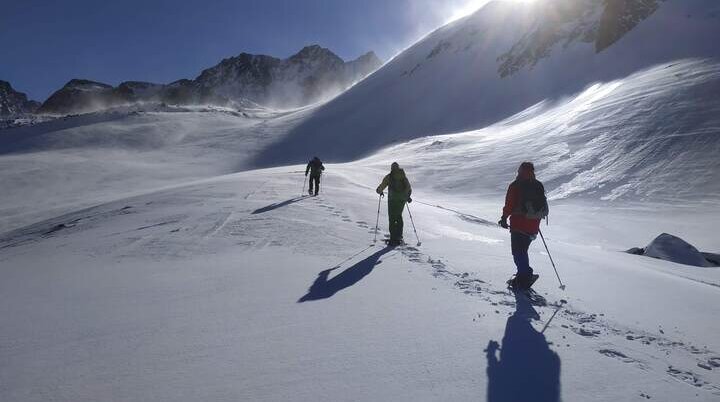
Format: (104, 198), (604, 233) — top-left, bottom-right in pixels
(376, 168), (412, 200)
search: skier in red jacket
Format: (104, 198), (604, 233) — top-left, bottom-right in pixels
(499, 162), (548, 289)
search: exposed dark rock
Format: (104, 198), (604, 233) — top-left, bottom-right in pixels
(37, 79), (125, 114)
(35, 45), (382, 114)
(0, 80), (40, 116)
(597, 0), (661, 52)
(498, 0), (663, 78)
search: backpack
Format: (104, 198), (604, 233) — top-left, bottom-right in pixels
(388, 171), (409, 195)
(309, 159), (323, 176)
(516, 179), (549, 219)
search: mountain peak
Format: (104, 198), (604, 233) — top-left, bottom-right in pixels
(0, 80), (40, 117)
(33, 45), (380, 114)
(352, 51), (381, 64)
(290, 45), (344, 63)
(63, 79), (113, 91)
(296, 44), (332, 55)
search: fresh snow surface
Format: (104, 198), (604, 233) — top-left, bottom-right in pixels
(2, 1), (719, 401)
(0, 105), (306, 232)
(1, 165), (719, 402)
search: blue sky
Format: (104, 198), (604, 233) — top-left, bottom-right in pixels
(1, 0), (485, 101)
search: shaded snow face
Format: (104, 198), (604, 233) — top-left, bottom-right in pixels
(638, 233), (715, 267)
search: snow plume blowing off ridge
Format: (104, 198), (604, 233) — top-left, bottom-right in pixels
(33, 47), (383, 115)
(254, 0), (720, 166)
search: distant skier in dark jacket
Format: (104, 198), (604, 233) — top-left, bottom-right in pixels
(499, 162), (549, 289)
(376, 162), (412, 246)
(305, 156), (325, 196)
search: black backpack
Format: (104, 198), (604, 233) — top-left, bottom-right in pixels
(516, 179), (549, 219)
(388, 171), (409, 195)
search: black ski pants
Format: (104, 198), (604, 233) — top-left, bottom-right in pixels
(309, 174), (321, 195)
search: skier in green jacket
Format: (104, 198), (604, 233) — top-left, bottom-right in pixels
(376, 162), (412, 246)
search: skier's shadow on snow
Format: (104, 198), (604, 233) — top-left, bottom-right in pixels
(252, 196), (306, 215)
(485, 292), (561, 402)
(298, 246), (393, 302)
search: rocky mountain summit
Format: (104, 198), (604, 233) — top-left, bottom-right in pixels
(194, 45), (381, 109)
(0, 80), (40, 117)
(34, 45), (382, 115)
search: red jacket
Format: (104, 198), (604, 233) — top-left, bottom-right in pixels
(503, 181), (541, 235)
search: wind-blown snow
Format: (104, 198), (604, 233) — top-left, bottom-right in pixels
(358, 59), (720, 203)
(0, 106), (303, 232)
(1, 0), (719, 401)
(255, 0), (720, 164)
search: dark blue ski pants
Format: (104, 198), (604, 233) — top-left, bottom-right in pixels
(511, 231), (534, 277)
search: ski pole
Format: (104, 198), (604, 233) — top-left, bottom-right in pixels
(301, 175), (307, 197)
(540, 305), (562, 334)
(539, 229), (565, 290)
(373, 194), (383, 245)
(406, 203), (422, 246)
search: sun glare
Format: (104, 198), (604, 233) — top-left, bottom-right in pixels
(446, 0), (537, 23)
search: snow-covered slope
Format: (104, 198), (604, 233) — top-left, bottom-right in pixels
(0, 105), (306, 232)
(1, 2), (719, 401)
(358, 60), (720, 203)
(256, 0), (720, 163)
(1, 166), (719, 402)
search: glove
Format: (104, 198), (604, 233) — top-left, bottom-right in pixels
(305, 172), (308, 177)
(407, 197), (412, 203)
(377, 190), (384, 197)
(498, 216), (509, 229)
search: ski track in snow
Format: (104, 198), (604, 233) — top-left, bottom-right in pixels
(392, 236), (720, 395)
(3, 171), (718, 399)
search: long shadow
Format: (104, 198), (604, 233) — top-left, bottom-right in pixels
(298, 246), (393, 302)
(486, 292), (562, 402)
(251, 196), (306, 214)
